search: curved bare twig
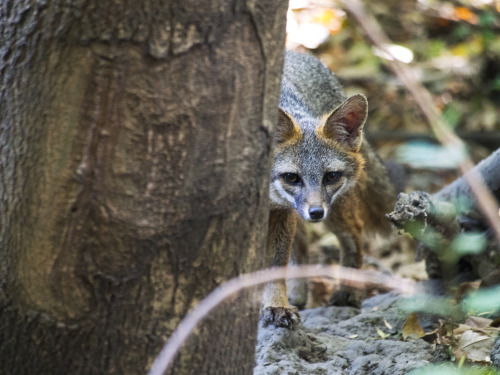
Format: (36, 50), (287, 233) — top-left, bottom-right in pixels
(147, 265), (419, 375)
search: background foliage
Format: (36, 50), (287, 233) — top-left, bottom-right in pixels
(288, 0), (500, 185)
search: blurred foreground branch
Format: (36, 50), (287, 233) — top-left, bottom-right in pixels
(148, 265), (418, 375)
(387, 149), (500, 281)
(342, 0), (500, 243)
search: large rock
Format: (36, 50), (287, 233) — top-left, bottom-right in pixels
(492, 334), (500, 369)
(254, 292), (449, 375)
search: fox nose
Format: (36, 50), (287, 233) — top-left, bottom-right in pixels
(308, 206), (324, 220)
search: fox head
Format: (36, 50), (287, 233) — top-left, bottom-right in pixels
(270, 94), (368, 222)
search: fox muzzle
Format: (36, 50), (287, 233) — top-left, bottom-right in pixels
(308, 206), (325, 221)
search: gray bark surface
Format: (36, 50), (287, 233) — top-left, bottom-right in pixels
(435, 148), (500, 208)
(0, 1), (287, 374)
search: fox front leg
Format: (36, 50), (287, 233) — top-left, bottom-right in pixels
(325, 200), (365, 307)
(261, 209), (301, 329)
(287, 221), (309, 309)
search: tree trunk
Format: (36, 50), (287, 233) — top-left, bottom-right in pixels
(0, 1), (287, 374)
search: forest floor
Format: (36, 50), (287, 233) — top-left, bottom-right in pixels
(254, 282), (449, 375)
(253, 151), (500, 374)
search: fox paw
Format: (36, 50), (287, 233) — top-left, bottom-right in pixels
(260, 306), (301, 329)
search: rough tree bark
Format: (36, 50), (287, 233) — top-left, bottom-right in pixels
(0, 1), (287, 374)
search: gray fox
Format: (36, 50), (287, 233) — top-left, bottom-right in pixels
(261, 51), (396, 328)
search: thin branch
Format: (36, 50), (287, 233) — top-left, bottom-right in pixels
(147, 265), (419, 375)
(341, 0), (500, 244)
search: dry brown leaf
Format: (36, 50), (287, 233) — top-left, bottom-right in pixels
(454, 323), (474, 335)
(457, 330), (494, 363)
(434, 320), (459, 347)
(438, 320), (458, 337)
(454, 316), (500, 337)
(402, 312), (425, 340)
(447, 315), (500, 364)
(464, 316), (493, 329)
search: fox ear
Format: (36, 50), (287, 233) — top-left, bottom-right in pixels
(322, 94), (368, 152)
(275, 109), (301, 144)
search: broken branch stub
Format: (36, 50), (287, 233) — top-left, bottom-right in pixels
(386, 191), (461, 251)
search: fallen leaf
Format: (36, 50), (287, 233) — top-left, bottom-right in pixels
(384, 319), (393, 330)
(376, 327), (390, 339)
(402, 312), (425, 340)
(454, 316), (500, 337)
(464, 316), (493, 330)
(457, 329), (494, 363)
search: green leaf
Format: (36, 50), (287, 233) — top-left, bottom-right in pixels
(442, 103), (463, 129)
(452, 24), (472, 42)
(479, 11), (497, 27)
(463, 285), (500, 315)
(458, 355), (466, 368)
(451, 232), (487, 256)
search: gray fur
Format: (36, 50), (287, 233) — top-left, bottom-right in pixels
(281, 51), (346, 119)
(271, 52), (366, 222)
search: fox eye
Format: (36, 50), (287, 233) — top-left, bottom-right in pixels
(324, 171), (342, 184)
(283, 173), (301, 185)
